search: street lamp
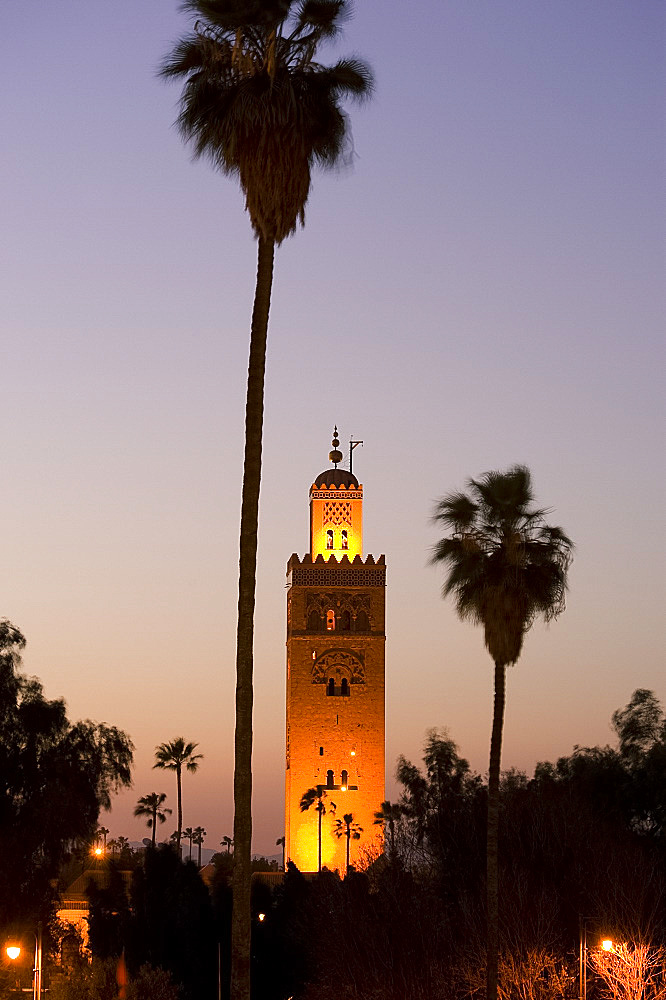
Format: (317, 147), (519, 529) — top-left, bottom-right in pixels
(5, 924), (42, 1000)
(602, 939), (613, 952)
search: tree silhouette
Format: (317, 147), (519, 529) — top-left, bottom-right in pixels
(193, 826), (206, 868)
(300, 786), (336, 873)
(161, 7), (372, 997)
(276, 836), (285, 871)
(432, 465), (573, 1000)
(153, 739), (202, 855)
(134, 793), (172, 849)
(333, 812), (362, 874)
(0, 619), (133, 932)
(221, 835), (233, 854)
(183, 826), (195, 861)
(373, 800), (403, 863)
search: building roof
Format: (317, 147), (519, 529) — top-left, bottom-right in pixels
(313, 468), (359, 488)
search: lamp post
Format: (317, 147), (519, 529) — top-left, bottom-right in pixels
(579, 916), (588, 1000)
(5, 922), (42, 1000)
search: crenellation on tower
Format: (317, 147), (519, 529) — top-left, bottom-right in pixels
(285, 430), (386, 873)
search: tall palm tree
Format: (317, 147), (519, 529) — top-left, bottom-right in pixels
(183, 826), (195, 860)
(432, 465), (573, 1000)
(134, 792), (172, 849)
(193, 826), (207, 867)
(161, 7), (371, 998)
(300, 786), (336, 873)
(221, 835), (233, 854)
(333, 812), (362, 874)
(153, 739), (203, 856)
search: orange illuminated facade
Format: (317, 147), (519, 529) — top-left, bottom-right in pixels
(285, 431), (385, 872)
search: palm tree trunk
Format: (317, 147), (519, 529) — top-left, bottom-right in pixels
(151, 808), (157, 849)
(487, 661), (506, 1000)
(346, 829), (350, 873)
(231, 236), (275, 1000)
(176, 767), (182, 856)
(318, 803), (322, 872)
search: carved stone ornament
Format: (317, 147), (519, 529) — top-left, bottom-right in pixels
(312, 649), (365, 684)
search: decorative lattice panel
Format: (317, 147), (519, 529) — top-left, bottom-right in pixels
(323, 501), (352, 527)
(292, 567), (386, 587)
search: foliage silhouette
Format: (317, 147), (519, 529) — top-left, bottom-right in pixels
(0, 620), (133, 931)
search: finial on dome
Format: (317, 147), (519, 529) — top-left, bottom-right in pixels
(329, 425), (343, 467)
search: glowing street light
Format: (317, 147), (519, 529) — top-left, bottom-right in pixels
(5, 923), (42, 1000)
(602, 939), (613, 952)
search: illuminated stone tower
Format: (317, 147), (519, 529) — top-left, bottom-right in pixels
(285, 429), (385, 872)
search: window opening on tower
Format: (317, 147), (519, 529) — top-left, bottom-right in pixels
(326, 529), (334, 550)
(326, 770), (334, 788)
(341, 678), (349, 697)
(341, 530), (348, 550)
(327, 678), (335, 696)
(326, 609), (336, 631)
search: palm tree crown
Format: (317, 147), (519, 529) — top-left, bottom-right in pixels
(134, 792), (172, 849)
(160, 0), (373, 244)
(153, 738), (202, 855)
(431, 465), (573, 668)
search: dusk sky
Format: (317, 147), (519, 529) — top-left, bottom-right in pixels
(2, 1), (664, 856)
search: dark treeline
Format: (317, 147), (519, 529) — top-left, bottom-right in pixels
(60, 690), (665, 1000)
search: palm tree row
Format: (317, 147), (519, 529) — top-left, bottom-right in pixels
(161, 5), (371, 997)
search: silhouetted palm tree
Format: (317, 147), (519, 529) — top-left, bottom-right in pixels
(432, 465), (573, 1000)
(333, 812), (362, 874)
(300, 786), (336, 873)
(134, 792), (172, 849)
(373, 800), (403, 862)
(96, 826), (109, 851)
(276, 836), (285, 871)
(161, 7), (371, 997)
(153, 739), (203, 855)
(183, 826), (195, 860)
(193, 826), (206, 867)
(221, 835), (233, 854)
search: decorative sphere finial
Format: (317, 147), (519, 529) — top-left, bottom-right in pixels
(329, 425), (342, 467)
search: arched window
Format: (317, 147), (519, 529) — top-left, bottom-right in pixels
(326, 529), (334, 550)
(341, 769), (348, 788)
(340, 677), (349, 697)
(326, 609), (336, 631)
(326, 769), (334, 788)
(327, 678), (335, 697)
(341, 530), (348, 550)
(308, 609), (322, 631)
(355, 610), (369, 632)
(340, 610), (351, 631)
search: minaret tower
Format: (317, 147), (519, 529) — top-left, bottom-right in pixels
(285, 429), (386, 872)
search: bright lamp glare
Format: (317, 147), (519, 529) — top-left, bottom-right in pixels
(602, 939), (613, 952)
(6, 946), (21, 960)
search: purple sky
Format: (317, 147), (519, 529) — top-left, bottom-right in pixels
(2, 0), (664, 855)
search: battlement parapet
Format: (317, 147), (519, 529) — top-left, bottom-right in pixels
(286, 552), (386, 588)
